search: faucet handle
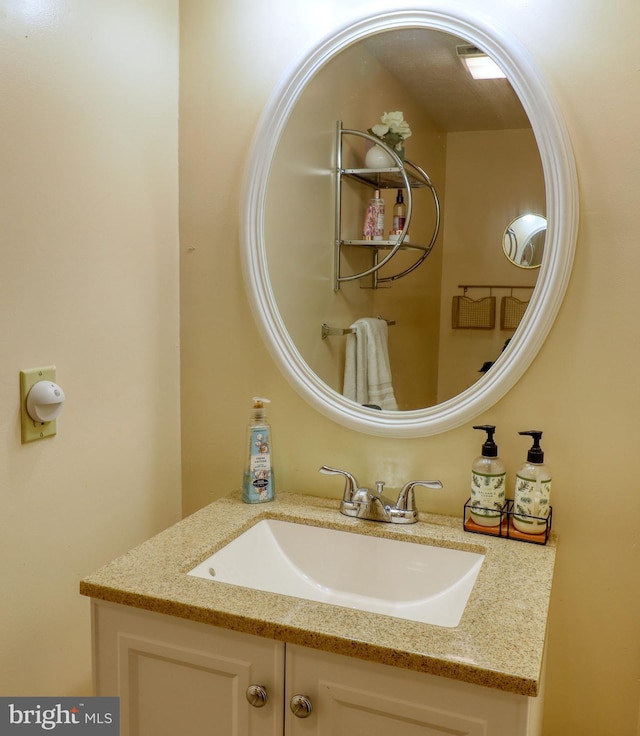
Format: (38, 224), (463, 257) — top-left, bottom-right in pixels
(395, 480), (443, 512)
(319, 465), (359, 502)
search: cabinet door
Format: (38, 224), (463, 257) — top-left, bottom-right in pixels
(285, 644), (534, 736)
(92, 601), (284, 736)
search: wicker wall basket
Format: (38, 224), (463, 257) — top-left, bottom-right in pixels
(500, 295), (530, 330)
(452, 295), (496, 329)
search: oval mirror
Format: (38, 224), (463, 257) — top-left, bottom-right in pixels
(503, 214), (547, 268)
(241, 8), (578, 438)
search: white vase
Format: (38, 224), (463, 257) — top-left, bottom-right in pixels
(364, 145), (395, 169)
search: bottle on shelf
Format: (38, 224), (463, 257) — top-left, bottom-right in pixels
(392, 189), (407, 233)
(363, 189), (385, 241)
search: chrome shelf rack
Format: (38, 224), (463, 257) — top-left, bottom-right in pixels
(334, 121), (441, 290)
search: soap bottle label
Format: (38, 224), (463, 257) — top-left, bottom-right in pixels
(243, 428), (274, 503)
(513, 475), (551, 532)
(470, 471), (506, 523)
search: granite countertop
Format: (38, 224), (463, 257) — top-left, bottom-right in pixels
(80, 491), (556, 697)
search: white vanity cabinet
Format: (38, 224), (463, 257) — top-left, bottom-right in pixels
(92, 601), (543, 736)
(92, 601), (285, 736)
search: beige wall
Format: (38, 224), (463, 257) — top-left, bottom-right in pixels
(265, 42), (378, 397)
(0, 1), (181, 695)
(180, 1), (640, 734)
(438, 128), (542, 402)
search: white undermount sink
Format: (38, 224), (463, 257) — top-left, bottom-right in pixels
(188, 519), (484, 628)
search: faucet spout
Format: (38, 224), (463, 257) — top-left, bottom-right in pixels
(353, 486), (393, 522)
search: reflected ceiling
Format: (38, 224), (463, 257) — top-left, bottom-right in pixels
(362, 30), (531, 132)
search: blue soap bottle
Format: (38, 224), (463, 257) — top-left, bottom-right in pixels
(242, 397), (275, 504)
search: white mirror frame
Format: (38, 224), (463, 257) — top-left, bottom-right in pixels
(241, 7), (578, 438)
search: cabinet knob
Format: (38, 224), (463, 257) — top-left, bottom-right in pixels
(246, 684), (268, 708)
(290, 694), (313, 718)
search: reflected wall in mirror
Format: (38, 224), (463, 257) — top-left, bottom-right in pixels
(503, 214), (546, 268)
(242, 9), (578, 437)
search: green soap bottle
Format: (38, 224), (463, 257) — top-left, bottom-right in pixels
(242, 397), (275, 504)
(513, 430), (551, 534)
(470, 425), (506, 526)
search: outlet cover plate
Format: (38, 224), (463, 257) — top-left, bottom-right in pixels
(20, 366), (58, 443)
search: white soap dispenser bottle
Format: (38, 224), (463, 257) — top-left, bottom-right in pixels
(513, 430), (551, 534)
(470, 425), (506, 526)
(242, 397), (275, 504)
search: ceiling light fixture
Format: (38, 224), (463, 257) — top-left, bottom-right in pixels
(456, 45), (506, 80)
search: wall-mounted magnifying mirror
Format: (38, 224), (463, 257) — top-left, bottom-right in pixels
(241, 8), (578, 437)
(503, 214), (547, 269)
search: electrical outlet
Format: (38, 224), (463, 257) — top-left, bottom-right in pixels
(20, 366), (58, 443)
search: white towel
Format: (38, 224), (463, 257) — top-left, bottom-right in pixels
(343, 318), (398, 410)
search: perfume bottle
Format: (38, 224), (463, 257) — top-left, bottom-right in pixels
(392, 189), (406, 234)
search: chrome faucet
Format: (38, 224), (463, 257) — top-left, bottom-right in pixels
(319, 465), (443, 524)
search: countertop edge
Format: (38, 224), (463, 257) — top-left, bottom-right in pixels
(80, 581), (540, 697)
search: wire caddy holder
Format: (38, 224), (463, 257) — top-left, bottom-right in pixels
(463, 498), (552, 545)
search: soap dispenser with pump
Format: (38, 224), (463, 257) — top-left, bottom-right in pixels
(242, 397), (275, 504)
(470, 425), (506, 526)
(513, 430), (551, 534)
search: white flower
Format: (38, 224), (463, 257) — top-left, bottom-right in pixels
(371, 123), (389, 138)
(380, 111), (412, 140)
(367, 111), (412, 153)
